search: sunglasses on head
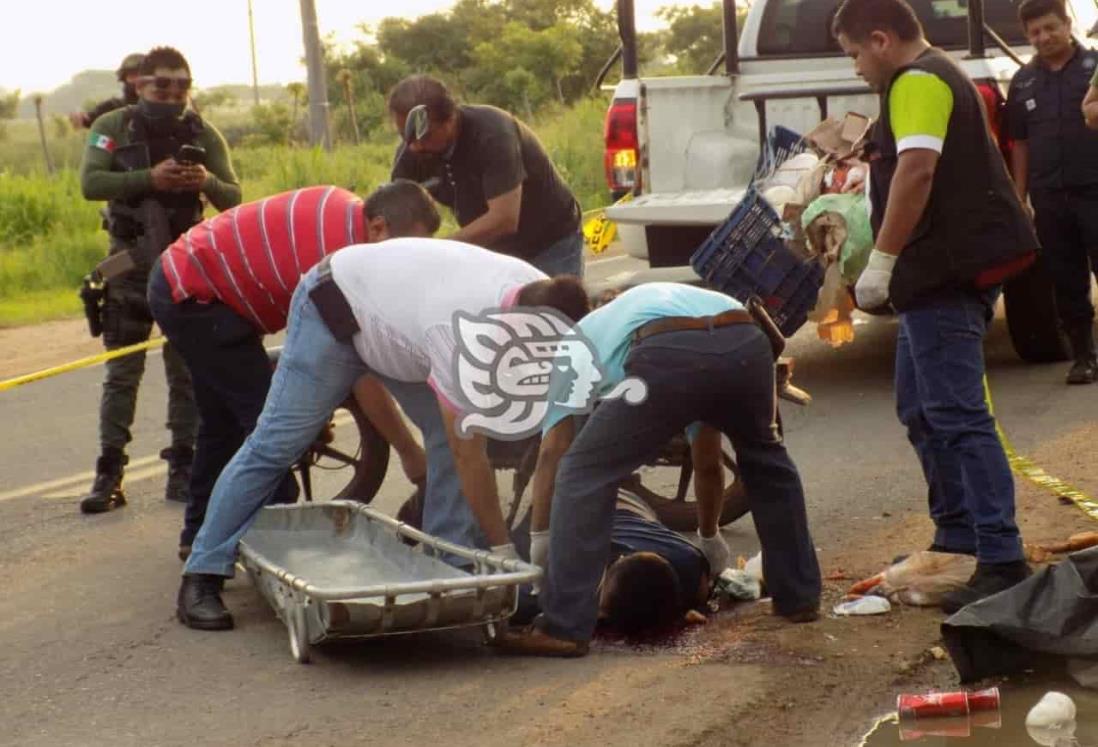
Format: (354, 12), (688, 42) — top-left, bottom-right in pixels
(141, 75), (192, 92)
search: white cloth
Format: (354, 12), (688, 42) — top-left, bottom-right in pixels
(329, 238), (545, 409)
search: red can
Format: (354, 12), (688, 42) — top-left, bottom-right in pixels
(966, 687), (1001, 713)
(897, 691), (970, 719)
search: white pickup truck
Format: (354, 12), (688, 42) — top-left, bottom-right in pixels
(600, 0), (1098, 362)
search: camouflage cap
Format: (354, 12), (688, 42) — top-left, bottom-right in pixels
(117, 53), (145, 79)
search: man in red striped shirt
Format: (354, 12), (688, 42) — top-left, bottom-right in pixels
(149, 181), (440, 558)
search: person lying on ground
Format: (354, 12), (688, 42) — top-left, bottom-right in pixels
(175, 238), (590, 631)
(150, 181), (436, 561)
(500, 282), (822, 657)
(512, 487), (713, 637)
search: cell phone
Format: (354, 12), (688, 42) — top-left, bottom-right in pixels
(176, 144), (206, 166)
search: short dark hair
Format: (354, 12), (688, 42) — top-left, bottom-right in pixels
(516, 276), (591, 322)
(364, 179), (441, 237)
(600, 552), (683, 637)
(1019, 0), (1069, 25)
(832, 0), (924, 42)
(139, 47), (191, 77)
(387, 74), (458, 123)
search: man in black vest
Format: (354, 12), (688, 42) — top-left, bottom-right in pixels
(78, 46), (240, 515)
(1010, 0), (1098, 384)
(833, 0), (1037, 613)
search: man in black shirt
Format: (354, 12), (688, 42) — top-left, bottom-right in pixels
(1008, 0), (1098, 384)
(388, 75), (584, 278)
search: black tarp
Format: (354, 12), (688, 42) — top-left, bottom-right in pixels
(942, 547), (1098, 683)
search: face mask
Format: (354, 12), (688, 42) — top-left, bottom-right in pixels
(138, 98), (185, 121)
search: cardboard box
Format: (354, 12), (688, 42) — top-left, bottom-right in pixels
(805, 112), (872, 159)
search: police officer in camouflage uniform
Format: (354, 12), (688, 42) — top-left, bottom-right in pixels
(78, 46), (241, 514)
(69, 53), (144, 130)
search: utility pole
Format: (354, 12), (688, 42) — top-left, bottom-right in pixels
(299, 0), (331, 150)
(248, 0), (260, 106)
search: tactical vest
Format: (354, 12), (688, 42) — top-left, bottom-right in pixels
(868, 48), (1038, 311)
(107, 106), (205, 243)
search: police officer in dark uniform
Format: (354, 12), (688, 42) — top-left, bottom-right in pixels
(1008, 0), (1098, 384)
(69, 53), (144, 130)
(77, 47), (240, 514)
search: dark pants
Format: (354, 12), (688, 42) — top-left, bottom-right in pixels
(539, 324), (821, 642)
(148, 263), (297, 547)
(99, 257), (197, 453)
(1030, 187), (1098, 328)
(895, 290), (1023, 564)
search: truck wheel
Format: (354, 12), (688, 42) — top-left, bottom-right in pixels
(1003, 257), (1070, 363)
(329, 395), (391, 503)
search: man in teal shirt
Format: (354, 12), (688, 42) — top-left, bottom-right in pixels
(502, 283), (822, 656)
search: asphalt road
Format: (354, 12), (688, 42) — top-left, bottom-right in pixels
(1, 254), (1094, 747)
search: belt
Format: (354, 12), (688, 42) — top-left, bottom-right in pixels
(634, 309), (755, 343)
(308, 256), (360, 342)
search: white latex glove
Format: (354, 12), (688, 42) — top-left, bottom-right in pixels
(697, 530), (732, 574)
(490, 542), (520, 562)
(529, 530), (550, 569)
(529, 530), (550, 594)
(854, 249), (897, 309)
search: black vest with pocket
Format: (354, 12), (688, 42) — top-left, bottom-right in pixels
(868, 48), (1038, 311)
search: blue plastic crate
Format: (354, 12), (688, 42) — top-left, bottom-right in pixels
(690, 187), (825, 337)
(755, 125), (808, 180)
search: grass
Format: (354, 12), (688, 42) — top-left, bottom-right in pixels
(0, 287), (82, 327)
(0, 97), (610, 328)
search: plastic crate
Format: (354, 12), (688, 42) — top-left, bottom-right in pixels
(690, 187), (825, 337)
(755, 125), (808, 181)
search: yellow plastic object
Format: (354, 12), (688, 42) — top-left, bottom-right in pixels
(582, 193), (633, 255)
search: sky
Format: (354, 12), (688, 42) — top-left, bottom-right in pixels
(0, 0), (677, 94)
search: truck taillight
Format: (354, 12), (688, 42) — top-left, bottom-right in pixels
(975, 80), (1012, 157)
(604, 99), (639, 193)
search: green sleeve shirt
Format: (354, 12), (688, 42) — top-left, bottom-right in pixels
(80, 108), (241, 210)
(889, 70), (954, 154)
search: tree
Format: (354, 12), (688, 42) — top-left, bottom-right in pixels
(472, 21), (582, 112)
(656, 2), (746, 75)
(0, 89), (20, 119)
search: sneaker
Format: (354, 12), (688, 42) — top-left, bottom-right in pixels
(941, 560), (1031, 614)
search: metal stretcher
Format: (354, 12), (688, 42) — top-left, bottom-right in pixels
(237, 501), (541, 663)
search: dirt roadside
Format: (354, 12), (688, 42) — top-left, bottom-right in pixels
(2, 315), (1096, 746)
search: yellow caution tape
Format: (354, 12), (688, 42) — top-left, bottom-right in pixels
(582, 193), (633, 255)
(985, 376), (1098, 523)
(0, 337), (166, 393)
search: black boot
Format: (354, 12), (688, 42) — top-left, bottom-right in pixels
(177, 574), (233, 630)
(160, 446), (193, 503)
(79, 449), (127, 514)
(1066, 324), (1097, 385)
(941, 560), (1031, 614)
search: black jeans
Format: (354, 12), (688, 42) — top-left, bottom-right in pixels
(538, 324), (822, 642)
(1030, 187), (1098, 328)
(147, 262), (297, 547)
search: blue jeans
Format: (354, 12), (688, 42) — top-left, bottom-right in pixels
(374, 376), (487, 553)
(184, 269), (371, 577)
(895, 291), (1023, 563)
(529, 231), (585, 278)
(538, 325), (821, 642)
(148, 262), (298, 547)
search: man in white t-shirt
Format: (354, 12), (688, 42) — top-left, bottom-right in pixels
(176, 237), (590, 630)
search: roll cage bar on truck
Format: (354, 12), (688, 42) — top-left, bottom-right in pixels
(596, 0), (1098, 363)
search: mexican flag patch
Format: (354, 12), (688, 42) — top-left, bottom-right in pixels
(89, 133), (116, 152)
